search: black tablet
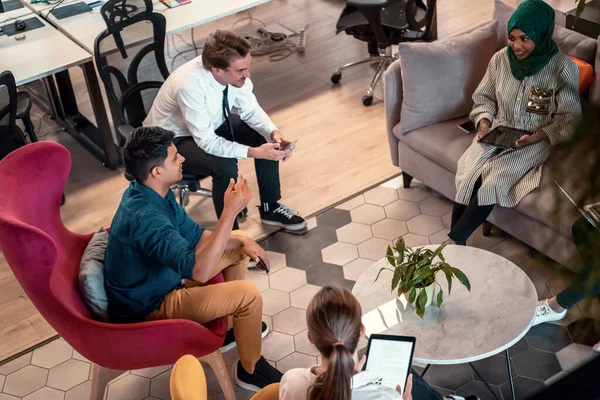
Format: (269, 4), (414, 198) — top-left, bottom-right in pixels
(478, 126), (532, 149)
(364, 334), (416, 395)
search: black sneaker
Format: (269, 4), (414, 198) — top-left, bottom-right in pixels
(259, 203), (307, 231)
(221, 322), (269, 353)
(236, 356), (283, 392)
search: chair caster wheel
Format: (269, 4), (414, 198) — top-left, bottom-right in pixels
(362, 95), (373, 106)
(238, 207), (248, 218)
(331, 71), (342, 84)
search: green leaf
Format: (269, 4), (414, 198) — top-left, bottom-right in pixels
(412, 267), (432, 283)
(452, 267), (471, 291)
(374, 267), (393, 282)
(437, 288), (443, 307)
(416, 289), (427, 318)
(408, 287), (417, 304)
(394, 238), (406, 259)
(576, 0), (585, 19)
(391, 267), (403, 292)
(442, 264), (453, 295)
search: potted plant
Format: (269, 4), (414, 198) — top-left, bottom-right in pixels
(375, 237), (471, 318)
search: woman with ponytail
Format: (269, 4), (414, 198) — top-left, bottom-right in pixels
(279, 286), (478, 400)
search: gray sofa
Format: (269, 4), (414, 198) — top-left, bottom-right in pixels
(384, 2), (600, 269)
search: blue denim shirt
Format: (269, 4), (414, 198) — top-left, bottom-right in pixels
(104, 181), (204, 323)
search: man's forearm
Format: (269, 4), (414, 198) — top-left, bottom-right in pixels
(191, 209), (238, 282)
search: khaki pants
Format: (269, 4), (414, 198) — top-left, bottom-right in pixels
(147, 231), (262, 374)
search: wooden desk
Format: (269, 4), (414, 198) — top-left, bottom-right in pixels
(0, 9), (119, 168)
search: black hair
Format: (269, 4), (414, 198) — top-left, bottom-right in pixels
(122, 126), (175, 183)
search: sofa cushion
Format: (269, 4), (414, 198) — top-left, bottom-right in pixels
(493, 0), (597, 65)
(569, 56), (595, 95)
(397, 21), (498, 135)
(79, 227), (109, 322)
(394, 117), (475, 173)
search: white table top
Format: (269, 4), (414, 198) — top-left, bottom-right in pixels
(25, 0), (271, 54)
(352, 245), (537, 365)
(0, 9), (91, 85)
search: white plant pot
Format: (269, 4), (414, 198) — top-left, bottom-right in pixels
(405, 284), (435, 308)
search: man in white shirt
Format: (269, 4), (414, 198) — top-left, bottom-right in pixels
(144, 30), (306, 231)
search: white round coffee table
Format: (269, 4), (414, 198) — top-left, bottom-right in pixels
(352, 245), (537, 400)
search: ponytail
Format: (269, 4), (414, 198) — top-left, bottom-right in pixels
(308, 344), (354, 400)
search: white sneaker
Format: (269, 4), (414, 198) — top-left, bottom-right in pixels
(593, 341), (600, 353)
(532, 299), (567, 326)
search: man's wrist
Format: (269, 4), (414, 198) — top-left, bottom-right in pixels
(247, 147), (258, 158)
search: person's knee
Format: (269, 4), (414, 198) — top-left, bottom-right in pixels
(213, 159), (238, 181)
(239, 281), (262, 305)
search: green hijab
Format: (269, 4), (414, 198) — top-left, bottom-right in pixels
(507, 0), (558, 81)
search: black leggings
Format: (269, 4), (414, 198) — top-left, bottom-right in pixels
(448, 177), (495, 245)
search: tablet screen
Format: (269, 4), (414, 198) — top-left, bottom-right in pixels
(364, 335), (416, 394)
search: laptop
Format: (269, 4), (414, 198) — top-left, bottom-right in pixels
(554, 180), (600, 229)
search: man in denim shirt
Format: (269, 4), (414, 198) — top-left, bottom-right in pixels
(104, 126), (282, 391)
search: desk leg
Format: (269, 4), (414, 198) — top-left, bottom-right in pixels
(469, 362), (501, 400)
(506, 349), (516, 400)
(420, 364), (431, 378)
(51, 63), (119, 169)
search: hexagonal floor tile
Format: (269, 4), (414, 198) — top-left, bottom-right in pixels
(336, 194), (365, 211)
(455, 379), (503, 400)
(3, 365), (48, 397)
(131, 365), (171, 379)
(418, 196), (453, 217)
(305, 262), (353, 290)
(290, 285), (321, 309)
(429, 229), (450, 245)
(406, 214), (443, 236)
(396, 184), (432, 202)
(0, 353), (32, 375)
(273, 308), (308, 335)
(357, 238), (391, 261)
(261, 289), (291, 316)
(441, 212), (452, 229)
(555, 343), (599, 372)
(471, 354), (515, 386)
(546, 275), (572, 297)
(286, 246), (327, 271)
(47, 359), (90, 391)
(0, 375), (5, 392)
(371, 219), (408, 240)
(424, 363), (473, 391)
(301, 227), (339, 251)
(321, 242), (358, 266)
(261, 332), (295, 362)
(306, 217), (318, 231)
(518, 256), (562, 284)
(294, 330), (320, 357)
(499, 376), (545, 400)
(384, 200), (421, 221)
(380, 176), (403, 189)
(343, 258), (375, 281)
(364, 186), (398, 206)
(107, 373), (150, 400)
(402, 233), (430, 247)
(265, 251), (287, 274)
(512, 348), (562, 381)
(336, 223), (373, 245)
(276, 352), (318, 373)
(269, 268), (307, 293)
(490, 238), (531, 265)
(22, 387), (64, 400)
(246, 270), (269, 292)
(567, 318), (600, 347)
(214, 385), (255, 400)
(525, 323), (572, 353)
(260, 233), (303, 255)
(350, 204), (386, 225)
(149, 369), (171, 400)
(315, 208), (351, 229)
(65, 381), (92, 400)
(31, 339), (73, 369)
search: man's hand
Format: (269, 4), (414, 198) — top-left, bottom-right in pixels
(395, 374), (413, 400)
(248, 143), (286, 161)
(476, 119), (491, 140)
(242, 239), (270, 269)
(271, 130), (294, 162)
(515, 130), (547, 148)
(223, 176), (251, 216)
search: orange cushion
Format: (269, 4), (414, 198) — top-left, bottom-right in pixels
(569, 56), (594, 95)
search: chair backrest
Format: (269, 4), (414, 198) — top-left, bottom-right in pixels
(406, 0), (436, 34)
(0, 71), (27, 159)
(94, 0), (169, 127)
(0, 142), (94, 343)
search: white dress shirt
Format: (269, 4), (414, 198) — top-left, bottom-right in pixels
(143, 56), (278, 159)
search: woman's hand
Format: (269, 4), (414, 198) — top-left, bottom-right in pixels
(395, 374), (413, 400)
(476, 119), (491, 140)
(515, 130), (547, 148)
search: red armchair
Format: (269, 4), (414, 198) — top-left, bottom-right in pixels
(0, 142), (235, 400)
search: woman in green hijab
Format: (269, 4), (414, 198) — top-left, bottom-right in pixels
(447, 0), (581, 246)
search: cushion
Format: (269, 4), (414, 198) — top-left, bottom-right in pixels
(394, 117), (474, 173)
(569, 56), (595, 95)
(397, 21), (499, 135)
(79, 227), (109, 321)
(493, 0), (597, 64)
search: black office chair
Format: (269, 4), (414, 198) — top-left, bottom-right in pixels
(331, 0), (437, 106)
(0, 71), (28, 160)
(93, 0), (212, 207)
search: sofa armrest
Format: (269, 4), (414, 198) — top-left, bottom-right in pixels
(384, 59), (403, 166)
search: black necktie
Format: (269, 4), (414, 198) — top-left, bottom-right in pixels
(222, 86), (235, 141)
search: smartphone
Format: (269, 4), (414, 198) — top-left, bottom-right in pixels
(363, 334), (416, 395)
(279, 139), (298, 151)
(249, 257), (270, 274)
(458, 120), (476, 134)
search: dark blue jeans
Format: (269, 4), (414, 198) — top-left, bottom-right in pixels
(556, 216), (600, 309)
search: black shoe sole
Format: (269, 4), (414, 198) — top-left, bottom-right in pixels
(261, 219), (308, 231)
